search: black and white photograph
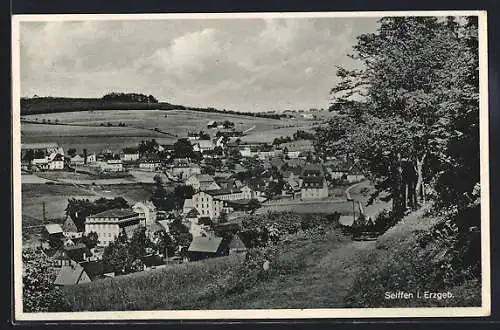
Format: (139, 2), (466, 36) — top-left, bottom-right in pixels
(12, 11), (490, 320)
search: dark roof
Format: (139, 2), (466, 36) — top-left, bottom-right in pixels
(302, 176), (326, 188)
(88, 209), (138, 219)
(302, 163), (324, 175)
(80, 260), (114, 280)
(64, 243), (92, 262)
(122, 147), (138, 154)
(188, 236), (223, 253)
(205, 187), (242, 196)
(228, 235), (247, 250)
(141, 254), (164, 267)
(186, 208), (200, 218)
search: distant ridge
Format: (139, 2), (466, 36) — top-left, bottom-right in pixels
(20, 94), (286, 120)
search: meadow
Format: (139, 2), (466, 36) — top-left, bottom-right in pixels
(21, 109), (321, 153)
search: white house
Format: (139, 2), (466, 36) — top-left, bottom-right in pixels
(70, 154), (85, 166)
(171, 159), (201, 179)
(121, 148), (140, 161)
(138, 153), (162, 171)
(47, 153), (65, 170)
(133, 201), (157, 227)
(193, 140), (215, 153)
(300, 163), (329, 200)
(191, 191), (226, 220)
(85, 209), (140, 247)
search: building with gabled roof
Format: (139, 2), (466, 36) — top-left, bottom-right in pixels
(53, 261), (92, 286)
(85, 209), (140, 246)
(187, 235), (224, 261)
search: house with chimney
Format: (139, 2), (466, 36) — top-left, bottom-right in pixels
(300, 163), (329, 200)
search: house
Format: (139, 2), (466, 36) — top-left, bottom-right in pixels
(139, 153), (162, 171)
(48, 153), (65, 170)
(187, 235), (224, 261)
(121, 147), (140, 161)
(97, 154), (124, 172)
(53, 261), (92, 287)
(194, 140), (216, 154)
(191, 190), (229, 220)
(227, 235), (248, 255)
(207, 120), (218, 129)
(21, 142), (64, 158)
(80, 260), (115, 281)
(171, 158), (201, 179)
(42, 224), (65, 247)
(85, 153), (97, 164)
(85, 209), (141, 247)
(62, 216), (84, 238)
(185, 174), (221, 192)
(300, 163), (329, 200)
(70, 154), (86, 166)
(141, 254), (165, 270)
(183, 198), (194, 214)
(132, 201), (157, 227)
(63, 242), (93, 263)
(280, 140), (315, 159)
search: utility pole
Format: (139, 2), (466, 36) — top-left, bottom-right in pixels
(42, 202), (46, 223)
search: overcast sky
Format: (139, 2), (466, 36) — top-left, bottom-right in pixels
(19, 17), (380, 112)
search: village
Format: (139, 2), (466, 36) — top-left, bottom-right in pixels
(20, 118), (367, 287)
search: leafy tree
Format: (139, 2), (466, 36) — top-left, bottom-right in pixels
(320, 17), (479, 217)
(173, 138), (195, 159)
(82, 231), (99, 248)
(137, 139), (159, 155)
(22, 248), (66, 312)
(67, 148), (77, 157)
(198, 131), (211, 140)
(102, 229), (130, 274)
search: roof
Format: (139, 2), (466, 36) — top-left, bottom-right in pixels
(45, 223), (63, 235)
(122, 147), (138, 154)
(280, 139), (314, 152)
(88, 208), (138, 219)
(188, 235), (223, 253)
(338, 215), (355, 227)
(198, 140), (215, 148)
(80, 260), (113, 280)
(207, 120), (216, 126)
(205, 187), (242, 196)
(302, 163), (324, 175)
(21, 142), (59, 150)
(157, 220), (171, 232)
(53, 263), (88, 286)
(140, 153), (161, 162)
(198, 174), (215, 183)
(186, 208), (200, 218)
(141, 254), (164, 267)
(228, 235), (247, 250)
(183, 198), (193, 209)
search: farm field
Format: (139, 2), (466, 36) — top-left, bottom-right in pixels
(21, 109), (323, 152)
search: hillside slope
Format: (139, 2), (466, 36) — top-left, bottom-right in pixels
(60, 207), (481, 311)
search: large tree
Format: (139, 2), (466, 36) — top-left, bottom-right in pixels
(319, 17), (479, 217)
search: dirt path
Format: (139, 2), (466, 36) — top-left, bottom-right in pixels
(210, 238), (378, 309)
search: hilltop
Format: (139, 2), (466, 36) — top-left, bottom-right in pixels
(20, 94), (285, 120)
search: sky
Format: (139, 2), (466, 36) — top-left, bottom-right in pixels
(19, 17), (380, 112)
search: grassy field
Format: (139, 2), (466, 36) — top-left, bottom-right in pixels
(22, 109), (322, 152)
(60, 205), (480, 311)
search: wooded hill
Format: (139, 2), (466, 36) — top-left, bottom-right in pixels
(20, 93), (285, 120)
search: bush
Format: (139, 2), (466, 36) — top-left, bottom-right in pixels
(23, 248), (67, 312)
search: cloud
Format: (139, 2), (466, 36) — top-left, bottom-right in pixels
(18, 17), (380, 111)
(136, 28), (222, 78)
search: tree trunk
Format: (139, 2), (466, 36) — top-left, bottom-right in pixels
(415, 153), (427, 205)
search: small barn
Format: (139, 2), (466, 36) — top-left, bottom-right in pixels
(187, 235), (224, 261)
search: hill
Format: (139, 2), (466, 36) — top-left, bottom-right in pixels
(59, 207), (480, 311)
(20, 95), (285, 120)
